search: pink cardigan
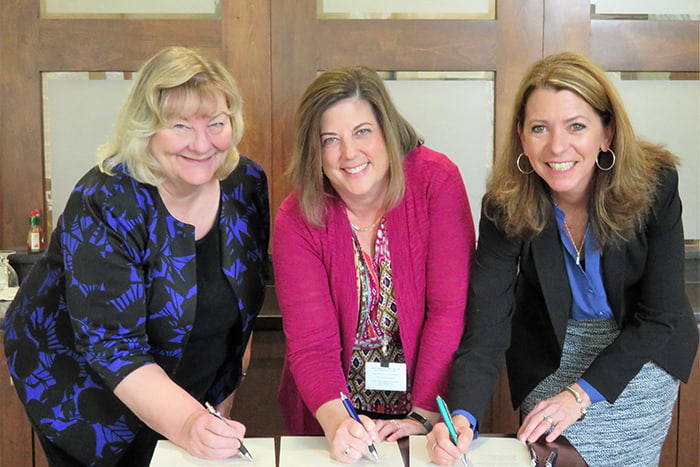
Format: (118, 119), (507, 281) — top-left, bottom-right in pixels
(273, 146), (475, 434)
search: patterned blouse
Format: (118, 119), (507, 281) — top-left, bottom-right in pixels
(3, 156), (269, 466)
(346, 218), (411, 414)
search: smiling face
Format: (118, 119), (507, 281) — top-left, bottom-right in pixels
(150, 91), (232, 195)
(319, 97), (390, 206)
(519, 88), (613, 205)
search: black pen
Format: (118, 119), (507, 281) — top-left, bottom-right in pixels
(204, 402), (254, 462)
(340, 392), (381, 462)
(527, 442), (538, 467)
(545, 447), (558, 467)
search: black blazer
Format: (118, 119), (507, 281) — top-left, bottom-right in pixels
(447, 167), (698, 420)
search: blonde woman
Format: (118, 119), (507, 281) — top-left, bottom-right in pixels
(4, 46), (269, 466)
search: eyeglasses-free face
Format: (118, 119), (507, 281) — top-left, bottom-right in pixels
(518, 88), (613, 206)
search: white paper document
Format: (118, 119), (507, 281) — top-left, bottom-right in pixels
(279, 436), (404, 467)
(149, 438), (276, 467)
(409, 435), (531, 466)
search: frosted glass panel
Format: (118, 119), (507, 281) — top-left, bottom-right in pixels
(610, 73), (700, 239)
(44, 73), (132, 228)
(43, 0), (218, 16)
(319, 0), (494, 19)
(595, 0), (699, 16)
(384, 75), (494, 231)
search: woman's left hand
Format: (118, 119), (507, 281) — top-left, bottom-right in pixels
(517, 389), (589, 443)
(375, 417), (428, 442)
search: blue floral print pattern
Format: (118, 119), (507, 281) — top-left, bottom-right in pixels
(4, 155), (269, 466)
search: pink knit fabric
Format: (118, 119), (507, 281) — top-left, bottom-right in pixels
(273, 146), (475, 434)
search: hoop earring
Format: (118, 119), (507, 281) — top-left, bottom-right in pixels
(596, 149), (616, 171)
(516, 153), (534, 174)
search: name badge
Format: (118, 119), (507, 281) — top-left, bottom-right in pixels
(365, 362), (407, 391)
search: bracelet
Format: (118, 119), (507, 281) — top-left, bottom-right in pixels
(564, 385), (587, 421)
(564, 385), (582, 402)
(406, 411), (433, 433)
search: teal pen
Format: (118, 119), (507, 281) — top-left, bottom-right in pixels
(436, 395), (469, 467)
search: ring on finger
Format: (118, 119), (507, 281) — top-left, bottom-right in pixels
(344, 447), (351, 456)
(391, 420), (400, 430)
(431, 442), (438, 452)
(543, 415), (555, 426)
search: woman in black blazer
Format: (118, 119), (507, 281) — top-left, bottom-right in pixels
(428, 52), (698, 466)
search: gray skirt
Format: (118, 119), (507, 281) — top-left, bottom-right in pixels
(521, 319), (678, 467)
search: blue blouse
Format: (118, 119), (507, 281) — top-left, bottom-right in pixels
(554, 205), (610, 402)
(554, 205), (613, 321)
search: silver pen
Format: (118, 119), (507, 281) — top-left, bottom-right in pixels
(204, 402), (254, 462)
(544, 447), (558, 467)
(527, 442), (538, 467)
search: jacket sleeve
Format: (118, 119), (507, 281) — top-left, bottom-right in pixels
(62, 173), (159, 391)
(272, 203), (349, 415)
(582, 168), (697, 401)
(446, 206), (522, 419)
(410, 159), (476, 412)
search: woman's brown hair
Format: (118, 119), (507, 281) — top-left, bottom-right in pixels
(287, 66), (423, 226)
(486, 51), (678, 247)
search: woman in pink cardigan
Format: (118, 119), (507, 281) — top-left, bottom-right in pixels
(273, 66), (476, 463)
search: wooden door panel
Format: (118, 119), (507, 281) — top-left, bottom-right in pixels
(37, 19), (221, 70)
(591, 20), (700, 71)
(221, 1), (272, 176)
(317, 20), (498, 71)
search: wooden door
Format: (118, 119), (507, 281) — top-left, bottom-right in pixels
(0, 1), (272, 248)
(545, 3), (698, 464)
(0, 1), (697, 464)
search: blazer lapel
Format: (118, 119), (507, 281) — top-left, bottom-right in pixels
(532, 219), (571, 349)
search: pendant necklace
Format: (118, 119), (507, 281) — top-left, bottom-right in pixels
(563, 219), (587, 266)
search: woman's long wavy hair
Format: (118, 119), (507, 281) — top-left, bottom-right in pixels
(98, 46), (244, 185)
(287, 66), (423, 226)
(485, 52), (678, 247)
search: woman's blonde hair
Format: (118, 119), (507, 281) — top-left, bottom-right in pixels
(98, 46), (244, 184)
(486, 51), (678, 247)
(287, 66), (423, 226)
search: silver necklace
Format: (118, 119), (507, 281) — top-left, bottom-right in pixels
(563, 219), (587, 266)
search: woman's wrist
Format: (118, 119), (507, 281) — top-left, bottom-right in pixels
(563, 383), (590, 421)
(315, 399), (349, 442)
(406, 410), (433, 433)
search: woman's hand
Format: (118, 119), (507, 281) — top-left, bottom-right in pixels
(180, 409), (248, 460)
(329, 414), (380, 463)
(426, 415), (473, 466)
(375, 417), (424, 442)
(316, 399), (379, 464)
(517, 385), (591, 444)
(113, 364), (247, 460)
(375, 408), (439, 442)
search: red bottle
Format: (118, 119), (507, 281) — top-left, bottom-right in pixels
(27, 209), (45, 253)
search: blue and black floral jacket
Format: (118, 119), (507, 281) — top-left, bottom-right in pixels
(3, 155), (269, 466)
